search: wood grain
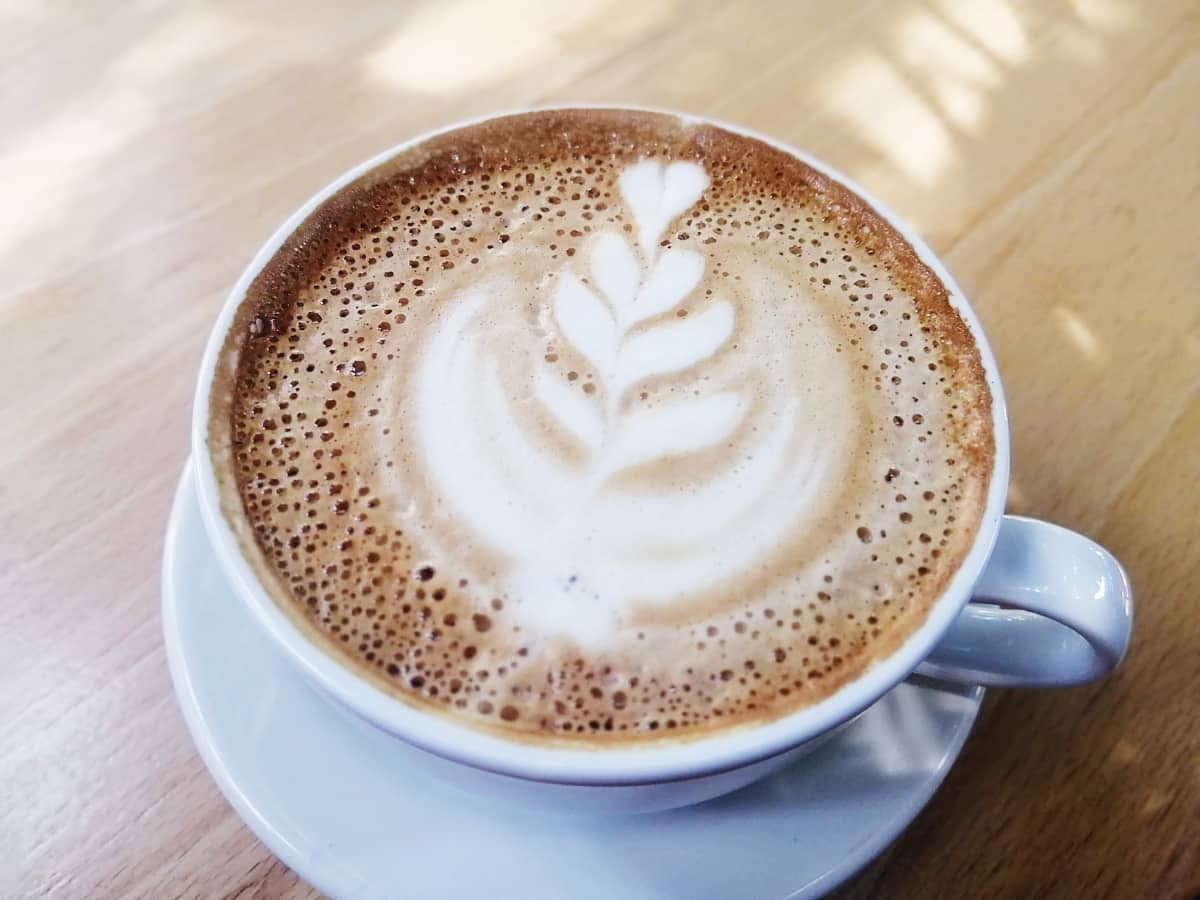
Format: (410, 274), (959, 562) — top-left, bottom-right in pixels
(2, 1), (1196, 897)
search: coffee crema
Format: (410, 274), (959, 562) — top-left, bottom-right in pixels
(210, 109), (994, 745)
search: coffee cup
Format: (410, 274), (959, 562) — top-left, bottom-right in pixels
(191, 107), (1131, 814)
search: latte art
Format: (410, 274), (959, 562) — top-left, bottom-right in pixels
(211, 110), (993, 744)
(411, 159), (857, 641)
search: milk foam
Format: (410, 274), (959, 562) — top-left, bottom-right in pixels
(410, 160), (857, 642)
(217, 109), (994, 744)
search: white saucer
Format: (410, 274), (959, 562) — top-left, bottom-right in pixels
(163, 459), (983, 900)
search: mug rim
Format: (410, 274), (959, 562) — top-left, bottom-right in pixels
(190, 103), (1011, 785)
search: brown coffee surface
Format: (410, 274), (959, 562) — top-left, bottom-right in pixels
(209, 109), (994, 745)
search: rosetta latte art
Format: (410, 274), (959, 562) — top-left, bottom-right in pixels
(413, 160), (858, 642)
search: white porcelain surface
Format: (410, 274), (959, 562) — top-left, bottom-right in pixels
(164, 460), (984, 899)
(917, 515), (1133, 687)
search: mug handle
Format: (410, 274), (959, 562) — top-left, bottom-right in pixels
(916, 515), (1133, 687)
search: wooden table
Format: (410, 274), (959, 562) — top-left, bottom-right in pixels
(3, 2), (1196, 897)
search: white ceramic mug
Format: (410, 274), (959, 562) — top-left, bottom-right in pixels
(191, 107), (1133, 815)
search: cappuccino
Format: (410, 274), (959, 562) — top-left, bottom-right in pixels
(209, 109), (993, 744)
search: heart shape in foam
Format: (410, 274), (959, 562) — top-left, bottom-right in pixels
(620, 160), (713, 258)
